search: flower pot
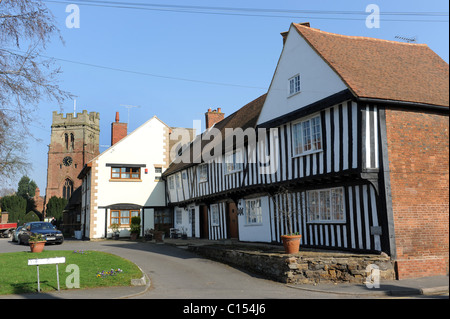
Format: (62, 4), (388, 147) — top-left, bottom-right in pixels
(29, 241), (46, 253)
(154, 231), (164, 243)
(280, 234), (301, 254)
(130, 233), (138, 240)
(112, 233), (120, 240)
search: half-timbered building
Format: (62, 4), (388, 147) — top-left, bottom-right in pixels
(163, 23), (449, 279)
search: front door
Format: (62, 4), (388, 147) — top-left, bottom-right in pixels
(199, 205), (209, 239)
(227, 202), (239, 239)
(190, 208), (196, 237)
(154, 208), (172, 237)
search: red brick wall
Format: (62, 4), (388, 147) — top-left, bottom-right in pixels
(111, 122), (127, 145)
(385, 108), (449, 279)
(45, 112), (99, 210)
(205, 109), (225, 129)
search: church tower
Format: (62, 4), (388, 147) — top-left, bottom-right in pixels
(45, 110), (100, 206)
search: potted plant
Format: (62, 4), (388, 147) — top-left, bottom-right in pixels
(144, 228), (153, 241)
(29, 233), (46, 253)
(271, 187), (303, 254)
(129, 216), (141, 240)
(180, 227), (188, 240)
(151, 228), (165, 243)
(110, 223), (120, 240)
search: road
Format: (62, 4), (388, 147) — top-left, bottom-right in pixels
(0, 237), (352, 300)
(2, 238), (446, 301)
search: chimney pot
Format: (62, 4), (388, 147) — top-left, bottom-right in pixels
(205, 107), (225, 129)
(111, 112), (127, 146)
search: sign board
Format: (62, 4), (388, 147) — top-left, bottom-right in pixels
(370, 226), (383, 236)
(28, 257), (66, 266)
(28, 257), (66, 292)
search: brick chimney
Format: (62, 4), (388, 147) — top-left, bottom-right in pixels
(111, 112), (127, 146)
(205, 108), (225, 129)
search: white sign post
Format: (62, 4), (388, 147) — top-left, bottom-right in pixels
(28, 257), (66, 292)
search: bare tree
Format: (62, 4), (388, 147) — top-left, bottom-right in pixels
(270, 186), (306, 236)
(0, 0), (71, 180)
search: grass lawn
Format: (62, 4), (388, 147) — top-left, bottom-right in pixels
(0, 250), (143, 295)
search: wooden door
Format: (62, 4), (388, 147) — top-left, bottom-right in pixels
(199, 205), (209, 239)
(227, 202), (239, 239)
(154, 208), (173, 237)
(190, 208), (196, 237)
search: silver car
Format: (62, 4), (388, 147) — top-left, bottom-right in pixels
(11, 226), (24, 243)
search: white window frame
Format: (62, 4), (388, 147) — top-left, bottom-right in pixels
(198, 164), (208, 183)
(210, 204), (220, 226)
(288, 74), (301, 96)
(224, 149), (243, 175)
(154, 166), (162, 182)
(306, 187), (345, 223)
(175, 208), (183, 225)
(168, 175), (175, 190)
(175, 173), (182, 189)
(292, 114), (322, 157)
(245, 198), (262, 225)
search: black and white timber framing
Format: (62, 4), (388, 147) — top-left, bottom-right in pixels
(164, 89), (390, 253)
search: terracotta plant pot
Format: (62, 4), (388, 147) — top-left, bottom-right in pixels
(29, 241), (46, 253)
(281, 234), (302, 254)
(154, 231), (164, 243)
(130, 233), (138, 240)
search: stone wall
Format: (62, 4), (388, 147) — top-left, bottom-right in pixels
(188, 245), (395, 284)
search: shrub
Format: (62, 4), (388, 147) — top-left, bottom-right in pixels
(129, 216), (141, 234)
(23, 211), (40, 223)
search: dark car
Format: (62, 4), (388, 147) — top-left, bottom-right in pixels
(17, 221), (64, 245)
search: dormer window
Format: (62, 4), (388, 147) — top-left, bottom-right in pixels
(289, 74), (301, 96)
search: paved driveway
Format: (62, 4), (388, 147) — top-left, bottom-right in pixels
(0, 237), (350, 299)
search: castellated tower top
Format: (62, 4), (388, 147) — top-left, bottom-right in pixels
(52, 110), (100, 129)
(45, 109), (100, 205)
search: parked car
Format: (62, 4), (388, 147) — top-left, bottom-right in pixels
(17, 221), (64, 245)
(11, 225), (24, 242)
(0, 222), (17, 238)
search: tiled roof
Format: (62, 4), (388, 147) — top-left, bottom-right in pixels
(293, 23), (449, 107)
(162, 93), (267, 176)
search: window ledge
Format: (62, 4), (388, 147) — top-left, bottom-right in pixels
(224, 170), (243, 176)
(288, 91), (301, 99)
(292, 149), (323, 158)
(307, 220), (346, 224)
(109, 179), (142, 182)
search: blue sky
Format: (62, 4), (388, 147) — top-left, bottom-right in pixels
(15, 0), (449, 193)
